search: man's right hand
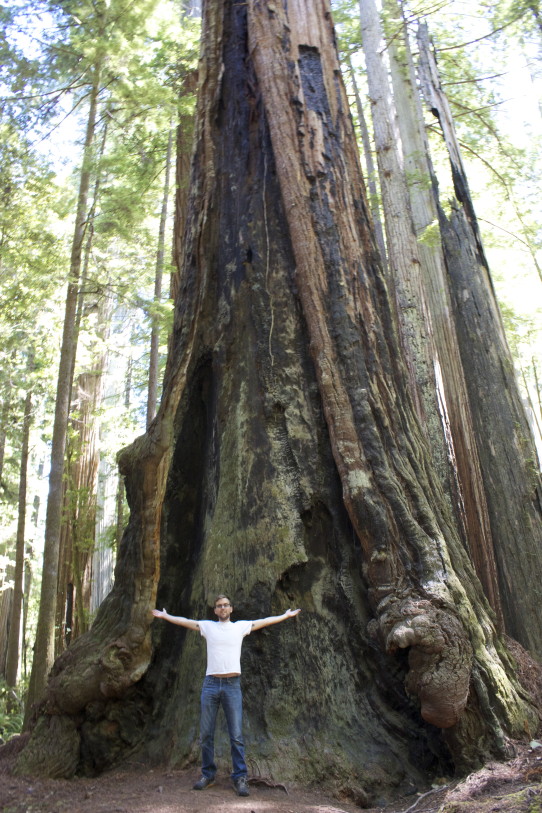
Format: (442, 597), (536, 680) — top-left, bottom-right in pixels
(152, 608), (167, 619)
(152, 609), (200, 630)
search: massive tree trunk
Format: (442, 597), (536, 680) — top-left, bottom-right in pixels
(15, 0), (538, 799)
(417, 24), (542, 659)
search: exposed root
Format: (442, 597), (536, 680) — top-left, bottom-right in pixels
(249, 775), (289, 793)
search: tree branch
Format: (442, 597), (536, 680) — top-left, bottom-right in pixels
(433, 12), (526, 52)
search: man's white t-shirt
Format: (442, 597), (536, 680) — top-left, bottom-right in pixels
(198, 620), (252, 675)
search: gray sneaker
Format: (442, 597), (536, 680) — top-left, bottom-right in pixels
(233, 776), (250, 796)
(193, 775), (215, 790)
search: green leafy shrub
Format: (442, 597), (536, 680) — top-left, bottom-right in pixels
(0, 679), (24, 742)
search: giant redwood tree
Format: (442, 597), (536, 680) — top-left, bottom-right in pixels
(14, 0), (540, 800)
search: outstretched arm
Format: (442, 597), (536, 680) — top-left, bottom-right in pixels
(152, 608), (200, 631)
(251, 608), (301, 632)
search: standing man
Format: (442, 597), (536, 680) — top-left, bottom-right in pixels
(152, 595), (301, 797)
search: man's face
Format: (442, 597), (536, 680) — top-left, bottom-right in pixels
(214, 598), (233, 621)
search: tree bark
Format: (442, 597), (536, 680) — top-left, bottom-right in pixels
(5, 353), (34, 687)
(57, 350), (108, 651)
(15, 0), (538, 797)
(56, 139), (106, 656)
(345, 53), (387, 265)
(170, 71), (198, 307)
(358, 0), (452, 489)
(385, 0), (502, 626)
(147, 126), (174, 427)
(0, 350), (15, 492)
(0, 384), (10, 491)
(417, 23), (542, 659)
(0, 588), (12, 677)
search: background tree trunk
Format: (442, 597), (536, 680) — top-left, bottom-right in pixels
(385, 0), (502, 626)
(15, 0), (539, 799)
(147, 126), (174, 427)
(56, 285), (111, 653)
(0, 588), (12, 677)
(5, 353), (34, 687)
(358, 0), (451, 488)
(0, 348), (16, 494)
(170, 71), (198, 308)
(0, 379), (11, 490)
(417, 23), (542, 659)
(345, 53), (387, 265)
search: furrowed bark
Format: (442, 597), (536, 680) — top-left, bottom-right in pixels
(385, 0), (502, 626)
(345, 53), (387, 266)
(248, 0), (529, 742)
(417, 23), (542, 659)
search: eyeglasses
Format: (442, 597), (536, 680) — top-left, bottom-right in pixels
(215, 603), (231, 608)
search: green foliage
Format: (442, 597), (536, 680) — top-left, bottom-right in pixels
(331, 0), (363, 56)
(0, 117), (67, 528)
(417, 219), (442, 249)
(0, 678), (24, 740)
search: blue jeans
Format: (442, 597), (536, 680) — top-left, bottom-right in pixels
(200, 675), (247, 780)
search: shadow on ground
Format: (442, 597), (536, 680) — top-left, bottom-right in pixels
(1, 739), (542, 813)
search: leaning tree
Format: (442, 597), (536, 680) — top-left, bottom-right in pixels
(14, 0), (540, 802)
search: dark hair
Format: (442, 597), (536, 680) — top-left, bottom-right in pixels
(214, 594), (232, 607)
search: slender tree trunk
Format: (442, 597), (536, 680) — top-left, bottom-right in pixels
(0, 589), (12, 677)
(115, 353), (133, 550)
(147, 126), (174, 427)
(170, 71), (198, 306)
(0, 397), (9, 489)
(345, 54), (387, 265)
(0, 352), (15, 489)
(15, 0), (538, 793)
(358, 0), (453, 492)
(417, 23), (542, 658)
(5, 353), (34, 687)
(57, 372), (101, 649)
(56, 122), (109, 655)
(533, 358), (542, 433)
(22, 546), (33, 681)
(25, 62), (103, 717)
(520, 367), (542, 450)
(385, 0), (502, 625)
(59, 289), (112, 651)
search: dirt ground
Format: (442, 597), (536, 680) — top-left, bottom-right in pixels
(2, 742), (542, 813)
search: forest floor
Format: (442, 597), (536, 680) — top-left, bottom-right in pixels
(1, 741), (542, 813)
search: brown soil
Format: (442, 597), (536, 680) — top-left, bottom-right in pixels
(1, 741), (542, 813)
